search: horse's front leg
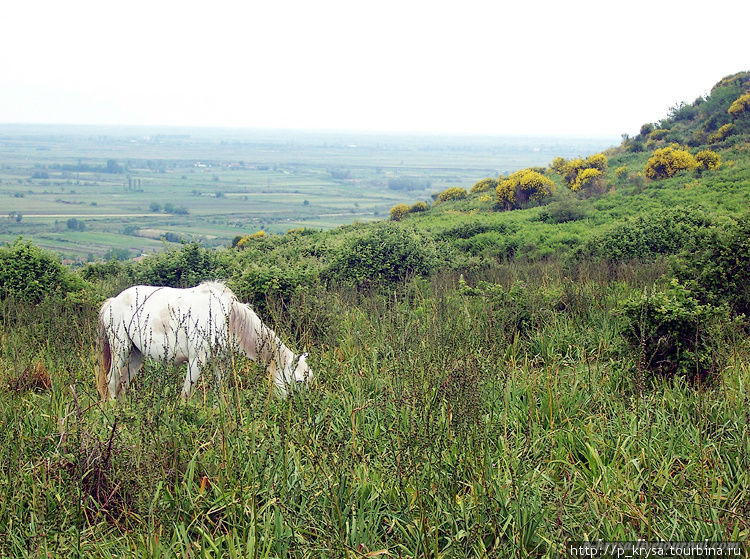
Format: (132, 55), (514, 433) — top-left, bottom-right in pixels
(181, 358), (203, 400)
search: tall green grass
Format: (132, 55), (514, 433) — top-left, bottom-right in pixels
(1, 261), (748, 557)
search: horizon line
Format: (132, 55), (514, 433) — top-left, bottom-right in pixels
(0, 121), (621, 141)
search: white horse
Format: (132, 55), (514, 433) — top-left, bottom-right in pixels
(97, 281), (312, 400)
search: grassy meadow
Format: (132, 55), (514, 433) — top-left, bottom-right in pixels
(2, 260), (748, 557)
(1, 73), (750, 557)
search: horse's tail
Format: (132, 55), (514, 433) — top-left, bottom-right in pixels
(97, 300), (112, 400)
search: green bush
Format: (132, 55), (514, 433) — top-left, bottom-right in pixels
(438, 222), (509, 240)
(460, 279), (560, 339)
(324, 224), (434, 288)
(0, 238), (86, 303)
(622, 280), (725, 382)
(132, 242), (235, 287)
(538, 199), (587, 224)
(584, 208), (715, 260)
(673, 215), (750, 317)
(454, 231), (517, 259)
(230, 263), (318, 314)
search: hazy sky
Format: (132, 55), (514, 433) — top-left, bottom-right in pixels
(1, 0), (748, 137)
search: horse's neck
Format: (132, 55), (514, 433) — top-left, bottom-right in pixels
(233, 303), (295, 367)
(269, 339), (295, 369)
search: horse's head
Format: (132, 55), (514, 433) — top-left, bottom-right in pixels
(291, 352), (313, 386)
(273, 352), (313, 396)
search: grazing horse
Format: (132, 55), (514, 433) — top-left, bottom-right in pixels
(97, 281), (312, 400)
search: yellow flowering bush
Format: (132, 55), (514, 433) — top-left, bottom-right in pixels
(409, 201), (429, 213)
(708, 123), (735, 144)
(728, 92), (750, 118)
(436, 187), (468, 203)
(496, 169), (554, 209)
(236, 230), (267, 249)
(555, 153), (608, 192)
(614, 166), (628, 183)
(550, 157), (567, 174)
(389, 203), (409, 221)
(469, 177), (498, 193)
(644, 146), (698, 180)
(572, 168), (603, 192)
(694, 150), (721, 171)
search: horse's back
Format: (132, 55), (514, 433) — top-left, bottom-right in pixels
(102, 281), (237, 332)
(110, 282), (237, 347)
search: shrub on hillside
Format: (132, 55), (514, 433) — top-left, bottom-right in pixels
(550, 157), (567, 174)
(644, 146), (697, 180)
(496, 169), (554, 210)
(436, 187), (468, 203)
(236, 231), (266, 248)
(622, 280), (725, 383)
(728, 92), (750, 118)
(573, 168), (605, 194)
(584, 208), (715, 260)
(708, 123), (735, 144)
(673, 215), (750, 317)
(469, 177), (498, 194)
(537, 199), (587, 224)
(389, 203), (409, 221)
(408, 201), (429, 213)
(554, 153), (608, 193)
(438, 222), (509, 240)
(230, 264), (318, 314)
(0, 238), (86, 303)
(132, 242), (235, 287)
(626, 139), (645, 153)
(694, 150), (721, 172)
(613, 166), (629, 184)
(324, 224), (434, 288)
(687, 130), (708, 147)
(639, 123), (654, 137)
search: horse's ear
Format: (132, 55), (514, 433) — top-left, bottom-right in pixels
(301, 352), (309, 360)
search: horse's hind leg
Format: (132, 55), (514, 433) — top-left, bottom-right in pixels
(108, 342), (136, 399)
(120, 348), (144, 395)
(108, 351), (127, 399)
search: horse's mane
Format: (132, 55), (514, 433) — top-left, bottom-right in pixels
(229, 300), (293, 368)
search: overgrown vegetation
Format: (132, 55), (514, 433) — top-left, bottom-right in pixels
(1, 71), (750, 556)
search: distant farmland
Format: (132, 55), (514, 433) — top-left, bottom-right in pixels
(0, 124), (615, 261)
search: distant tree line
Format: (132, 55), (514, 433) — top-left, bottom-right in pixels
(328, 168), (353, 180)
(48, 159), (124, 174)
(388, 177), (431, 191)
